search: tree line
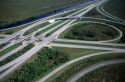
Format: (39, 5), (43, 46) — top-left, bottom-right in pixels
(4, 48), (69, 82)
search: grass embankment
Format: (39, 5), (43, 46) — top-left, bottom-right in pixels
(52, 53), (125, 82)
(78, 64), (125, 82)
(3, 48), (69, 82)
(0, 43), (21, 57)
(0, 22), (33, 35)
(0, 44), (34, 66)
(63, 23), (118, 41)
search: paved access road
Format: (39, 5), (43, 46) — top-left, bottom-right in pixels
(0, 0), (103, 79)
(0, 0), (125, 82)
(68, 59), (125, 82)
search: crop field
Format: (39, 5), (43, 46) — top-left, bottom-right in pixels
(0, 0), (88, 27)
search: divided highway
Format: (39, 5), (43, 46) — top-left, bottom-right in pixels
(0, 0), (125, 82)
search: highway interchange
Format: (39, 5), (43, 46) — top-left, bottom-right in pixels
(0, 0), (125, 82)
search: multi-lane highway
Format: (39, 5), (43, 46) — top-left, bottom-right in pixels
(0, 0), (94, 45)
(0, 0), (99, 77)
(0, 0), (125, 82)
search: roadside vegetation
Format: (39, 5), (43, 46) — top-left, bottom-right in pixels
(117, 25), (125, 43)
(63, 23), (118, 41)
(52, 53), (125, 82)
(104, 0), (125, 20)
(0, 22), (33, 35)
(23, 22), (49, 35)
(0, 43), (21, 57)
(0, 44), (34, 67)
(0, 43), (8, 50)
(85, 9), (106, 18)
(0, 36), (5, 39)
(45, 21), (68, 37)
(35, 21), (66, 37)
(3, 48), (69, 82)
(53, 41), (125, 49)
(77, 64), (125, 82)
(0, 0), (88, 27)
(54, 47), (99, 60)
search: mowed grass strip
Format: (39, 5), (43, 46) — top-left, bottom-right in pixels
(53, 41), (125, 49)
(54, 47), (99, 60)
(0, 22), (34, 35)
(24, 22), (49, 35)
(0, 43), (21, 57)
(0, 44), (34, 67)
(35, 21), (64, 36)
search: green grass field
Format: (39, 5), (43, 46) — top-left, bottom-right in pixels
(0, 44), (34, 67)
(0, 0), (88, 27)
(61, 23), (118, 41)
(23, 22), (49, 35)
(3, 47), (69, 82)
(0, 36), (5, 39)
(52, 53), (125, 82)
(104, 0), (125, 20)
(0, 43), (21, 57)
(78, 64), (125, 82)
(54, 47), (99, 60)
(0, 22), (34, 35)
(53, 41), (125, 49)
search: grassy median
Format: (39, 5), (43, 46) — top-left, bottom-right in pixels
(0, 43), (21, 57)
(0, 44), (34, 67)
